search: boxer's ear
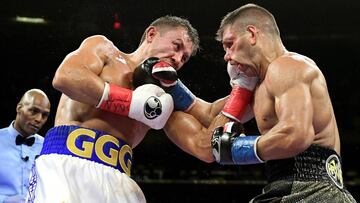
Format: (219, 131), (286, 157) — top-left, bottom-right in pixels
(246, 25), (258, 46)
(145, 26), (158, 43)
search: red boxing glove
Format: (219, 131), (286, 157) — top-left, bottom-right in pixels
(221, 63), (258, 122)
(222, 86), (253, 122)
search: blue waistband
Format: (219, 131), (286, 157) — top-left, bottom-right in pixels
(41, 125), (133, 176)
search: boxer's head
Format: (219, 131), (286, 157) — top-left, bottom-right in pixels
(14, 89), (50, 137)
(139, 15), (199, 70)
(216, 4), (281, 77)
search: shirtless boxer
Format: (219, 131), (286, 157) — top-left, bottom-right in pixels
(135, 3), (358, 202)
(131, 56), (257, 163)
(210, 4), (356, 202)
(26, 16), (201, 203)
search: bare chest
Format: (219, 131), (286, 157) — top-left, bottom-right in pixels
(253, 84), (278, 133)
(100, 55), (134, 88)
(99, 55), (149, 145)
(57, 54), (149, 147)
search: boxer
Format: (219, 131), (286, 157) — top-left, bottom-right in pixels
(26, 15), (199, 203)
(212, 4), (356, 202)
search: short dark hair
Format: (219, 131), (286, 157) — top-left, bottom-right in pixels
(139, 15), (200, 55)
(216, 4), (280, 41)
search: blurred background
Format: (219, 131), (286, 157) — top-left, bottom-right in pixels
(1, 0), (359, 202)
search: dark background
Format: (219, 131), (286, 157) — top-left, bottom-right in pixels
(1, 0), (359, 202)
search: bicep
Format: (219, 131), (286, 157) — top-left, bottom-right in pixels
(258, 82), (315, 160)
(53, 36), (111, 104)
(59, 37), (109, 75)
(275, 82), (314, 141)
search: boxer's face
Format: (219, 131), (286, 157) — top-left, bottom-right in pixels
(221, 25), (257, 77)
(147, 26), (193, 70)
(15, 94), (50, 137)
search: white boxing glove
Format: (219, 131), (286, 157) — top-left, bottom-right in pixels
(129, 84), (174, 129)
(227, 62), (258, 91)
(97, 83), (173, 130)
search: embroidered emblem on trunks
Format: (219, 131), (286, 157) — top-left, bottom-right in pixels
(325, 154), (343, 189)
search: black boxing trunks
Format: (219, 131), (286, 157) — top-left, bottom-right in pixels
(250, 145), (357, 203)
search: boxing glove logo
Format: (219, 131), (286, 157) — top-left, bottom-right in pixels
(144, 96), (162, 119)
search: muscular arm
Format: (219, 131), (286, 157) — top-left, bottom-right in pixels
(187, 96), (228, 127)
(163, 92), (229, 163)
(52, 35), (114, 105)
(164, 111), (230, 163)
(257, 59), (316, 160)
(163, 80), (255, 162)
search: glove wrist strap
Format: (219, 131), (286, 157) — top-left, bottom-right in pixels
(231, 136), (264, 165)
(167, 80), (196, 111)
(96, 82), (110, 108)
(97, 83), (132, 116)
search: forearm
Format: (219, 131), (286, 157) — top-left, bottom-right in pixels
(257, 121), (314, 161)
(53, 37), (107, 106)
(164, 111), (230, 162)
(187, 96), (227, 127)
(164, 111), (212, 162)
(53, 65), (104, 106)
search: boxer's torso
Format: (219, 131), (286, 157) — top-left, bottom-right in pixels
(55, 50), (149, 148)
(253, 52), (340, 154)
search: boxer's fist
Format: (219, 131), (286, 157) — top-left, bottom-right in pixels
(211, 122), (244, 164)
(227, 62), (258, 91)
(133, 57), (196, 111)
(212, 121), (264, 165)
(221, 63), (258, 122)
(96, 83), (173, 129)
(133, 57), (178, 88)
(130, 84), (174, 129)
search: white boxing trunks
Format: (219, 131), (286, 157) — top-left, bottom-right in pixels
(26, 125), (146, 203)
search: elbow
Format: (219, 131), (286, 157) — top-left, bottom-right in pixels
(52, 74), (62, 90)
(283, 124), (313, 156)
(200, 155), (215, 163)
(195, 149), (215, 163)
(52, 69), (69, 92)
(287, 137), (310, 156)
(189, 145), (215, 163)
(272, 120), (310, 156)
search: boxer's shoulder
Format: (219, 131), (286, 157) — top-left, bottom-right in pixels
(100, 54), (133, 88)
(77, 35), (121, 58)
(81, 35), (112, 46)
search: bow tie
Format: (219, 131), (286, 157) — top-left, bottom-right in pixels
(16, 135), (35, 146)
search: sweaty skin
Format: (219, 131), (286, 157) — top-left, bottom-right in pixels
(165, 101), (229, 162)
(167, 12), (342, 163)
(220, 22), (341, 160)
(53, 37), (148, 147)
(255, 52), (340, 160)
(53, 25), (195, 148)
